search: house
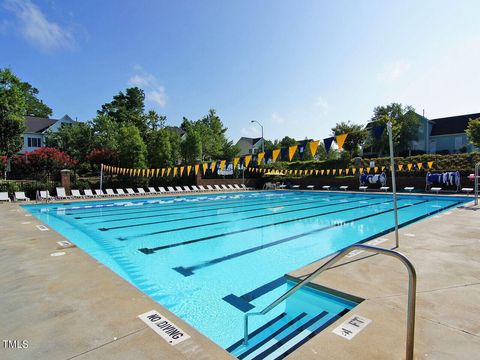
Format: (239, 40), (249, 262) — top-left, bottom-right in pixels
(165, 126), (187, 141)
(235, 137), (265, 156)
(20, 115), (76, 154)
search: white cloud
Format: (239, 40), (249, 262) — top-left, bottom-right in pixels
(314, 96), (329, 115)
(376, 59), (411, 82)
(240, 126), (261, 137)
(270, 112), (285, 125)
(3, 0), (74, 51)
(128, 66), (167, 108)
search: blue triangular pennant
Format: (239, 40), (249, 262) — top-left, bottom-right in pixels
(373, 124), (386, 140)
(323, 137), (334, 153)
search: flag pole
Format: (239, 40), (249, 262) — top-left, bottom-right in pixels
(100, 163), (104, 190)
(387, 122), (399, 248)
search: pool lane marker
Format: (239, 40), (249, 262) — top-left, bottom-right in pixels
(346, 238), (388, 258)
(332, 314), (372, 340)
(138, 310), (190, 346)
(104, 195), (364, 233)
(172, 199), (462, 277)
(172, 200), (427, 276)
(138, 197), (384, 253)
(36, 224), (49, 231)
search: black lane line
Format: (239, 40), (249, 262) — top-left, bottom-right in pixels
(95, 195), (354, 227)
(171, 200), (427, 276)
(139, 198), (392, 254)
(72, 192), (312, 219)
(101, 195), (364, 232)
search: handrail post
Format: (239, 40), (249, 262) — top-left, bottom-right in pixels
(243, 244), (416, 360)
(475, 162), (479, 206)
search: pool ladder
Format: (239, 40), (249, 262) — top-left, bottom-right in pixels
(243, 244), (417, 360)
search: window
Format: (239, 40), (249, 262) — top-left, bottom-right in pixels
(27, 137), (42, 148)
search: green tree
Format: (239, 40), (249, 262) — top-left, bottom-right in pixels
(331, 121), (368, 157)
(167, 128), (182, 165)
(0, 68), (27, 158)
(147, 128), (173, 168)
(19, 81), (52, 117)
(98, 87), (148, 138)
(368, 103), (421, 155)
(182, 127), (203, 163)
(90, 114), (119, 150)
(466, 118), (480, 148)
(46, 122), (94, 162)
(279, 136), (297, 148)
(117, 125), (147, 168)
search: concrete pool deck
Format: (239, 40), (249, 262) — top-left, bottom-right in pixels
(0, 193), (479, 359)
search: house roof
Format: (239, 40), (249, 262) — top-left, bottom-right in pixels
(25, 116), (58, 133)
(237, 137), (263, 145)
(429, 112), (480, 136)
(165, 126), (186, 136)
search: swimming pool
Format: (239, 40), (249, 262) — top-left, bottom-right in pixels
(24, 191), (466, 352)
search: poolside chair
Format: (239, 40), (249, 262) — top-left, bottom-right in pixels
(175, 186), (184, 193)
(14, 192), (30, 201)
(206, 185), (215, 191)
(167, 186), (177, 193)
(277, 184), (287, 189)
(240, 184), (254, 190)
(0, 192), (11, 202)
(233, 184), (243, 191)
(105, 189), (116, 196)
(191, 185), (201, 192)
(461, 187), (474, 194)
(430, 187), (442, 194)
(182, 186), (192, 192)
(359, 186), (368, 192)
(56, 187), (70, 199)
(83, 189), (96, 198)
(197, 185), (207, 192)
(148, 187), (158, 195)
(38, 190), (53, 200)
(95, 189), (107, 197)
(158, 187), (168, 194)
(339, 186), (348, 191)
(380, 186), (390, 192)
(306, 185), (315, 190)
(220, 184), (230, 191)
(404, 187), (414, 193)
(126, 188), (137, 196)
(71, 190), (83, 199)
(137, 188), (147, 195)
(214, 185), (222, 191)
(116, 188), (127, 196)
(291, 185), (301, 190)
(227, 184), (236, 191)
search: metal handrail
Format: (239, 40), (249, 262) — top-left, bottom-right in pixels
(475, 162), (480, 205)
(243, 244), (417, 360)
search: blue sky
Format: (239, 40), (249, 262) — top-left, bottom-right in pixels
(1, 0), (479, 142)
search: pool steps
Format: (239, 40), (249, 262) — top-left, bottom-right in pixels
(227, 308), (349, 360)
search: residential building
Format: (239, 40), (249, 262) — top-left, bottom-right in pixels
(235, 137), (265, 156)
(20, 115), (76, 154)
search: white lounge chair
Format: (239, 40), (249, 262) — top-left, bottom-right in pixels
(175, 186), (184, 193)
(221, 184), (230, 191)
(277, 184), (287, 189)
(95, 189), (106, 197)
(233, 184), (242, 191)
(461, 187), (474, 194)
(14, 192), (30, 201)
(116, 188), (127, 196)
(380, 186), (390, 192)
(56, 187), (70, 199)
(404, 187), (414, 193)
(105, 189), (116, 196)
(206, 185), (215, 191)
(158, 187), (168, 194)
(240, 184), (253, 190)
(359, 186), (368, 192)
(430, 187), (442, 194)
(71, 190), (83, 199)
(137, 188), (147, 195)
(167, 186), (177, 193)
(214, 185), (222, 191)
(197, 185), (207, 192)
(227, 184), (236, 191)
(339, 186), (348, 191)
(148, 187), (158, 194)
(191, 185), (201, 192)
(83, 189), (96, 198)
(38, 190), (53, 200)
(126, 188), (137, 196)
(182, 186), (192, 192)
(291, 185), (301, 190)
(306, 185), (315, 190)
(0, 192), (11, 202)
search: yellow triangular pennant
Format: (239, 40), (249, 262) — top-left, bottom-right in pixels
(187, 165), (192, 176)
(202, 163), (208, 174)
(244, 155), (252, 168)
(407, 163), (413, 171)
(194, 164), (199, 175)
(233, 157), (240, 169)
(180, 167), (184, 176)
(417, 162), (423, 170)
(398, 164), (404, 171)
(210, 161), (217, 172)
(308, 140), (320, 157)
(288, 145), (297, 161)
(166, 168), (171, 176)
(352, 168), (357, 174)
(257, 152), (265, 165)
(335, 133), (348, 150)
(374, 167), (378, 173)
(272, 149), (280, 162)
(427, 161), (433, 169)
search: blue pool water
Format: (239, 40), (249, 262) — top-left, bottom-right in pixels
(24, 191), (466, 349)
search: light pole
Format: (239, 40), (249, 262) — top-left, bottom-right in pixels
(251, 120), (264, 153)
(387, 122), (399, 248)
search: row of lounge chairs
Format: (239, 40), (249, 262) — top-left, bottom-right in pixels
(288, 184), (474, 194)
(32, 184), (252, 201)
